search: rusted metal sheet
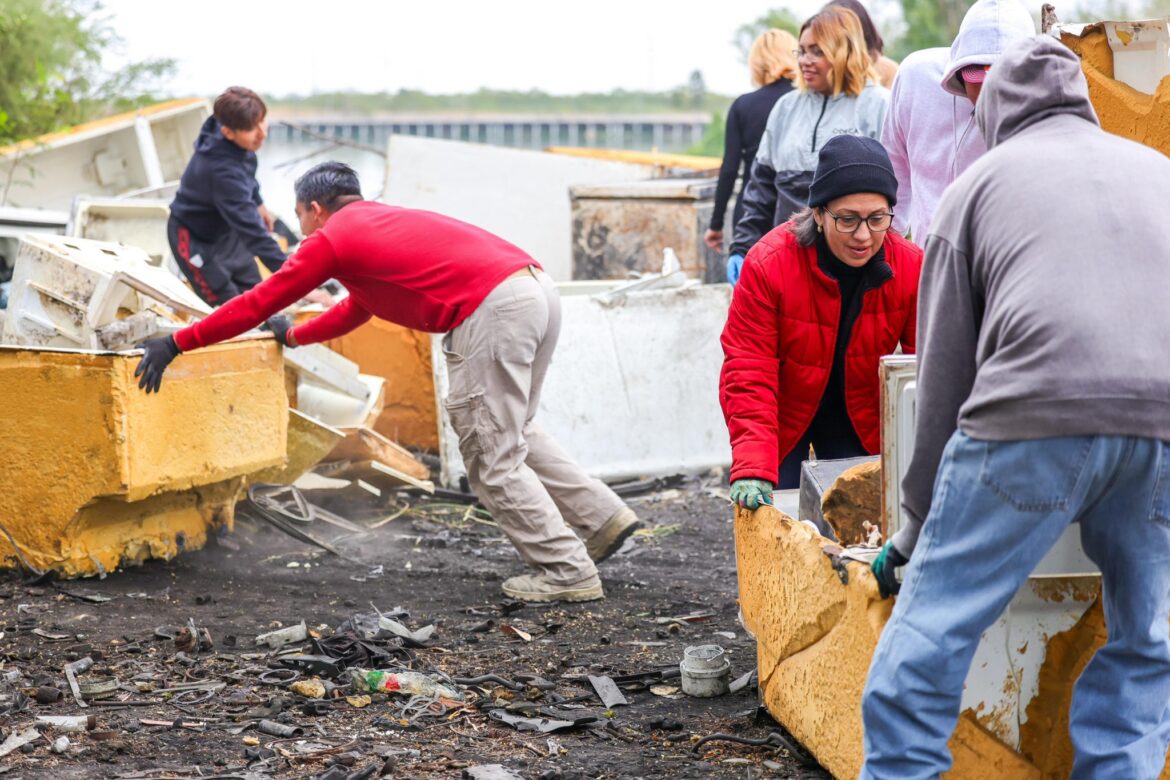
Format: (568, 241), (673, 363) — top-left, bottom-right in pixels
(569, 178), (726, 282)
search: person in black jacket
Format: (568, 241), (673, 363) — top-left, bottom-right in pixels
(705, 30), (798, 253)
(168, 86), (288, 305)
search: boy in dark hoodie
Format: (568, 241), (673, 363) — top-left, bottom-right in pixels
(167, 87), (287, 305)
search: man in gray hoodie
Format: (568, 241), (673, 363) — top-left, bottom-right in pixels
(861, 37), (1170, 779)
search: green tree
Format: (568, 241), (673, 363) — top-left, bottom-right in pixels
(0, 0), (174, 144)
(687, 70), (707, 108)
(888, 0), (974, 60)
(734, 7), (802, 59)
(687, 111), (725, 157)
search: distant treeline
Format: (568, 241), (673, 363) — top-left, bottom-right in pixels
(268, 87), (733, 116)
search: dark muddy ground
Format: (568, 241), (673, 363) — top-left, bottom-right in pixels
(0, 475), (831, 779)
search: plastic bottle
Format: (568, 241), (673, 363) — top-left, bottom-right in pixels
(347, 669), (463, 701)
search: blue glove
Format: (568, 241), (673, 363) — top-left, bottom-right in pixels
(726, 253), (745, 286)
(729, 478), (774, 510)
(871, 540), (909, 599)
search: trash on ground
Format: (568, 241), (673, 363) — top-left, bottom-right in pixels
(680, 644), (731, 698)
(587, 675), (628, 708)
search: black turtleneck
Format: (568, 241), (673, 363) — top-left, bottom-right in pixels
(804, 234), (886, 451)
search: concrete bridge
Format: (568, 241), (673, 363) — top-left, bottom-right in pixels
(270, 113), (712, 152)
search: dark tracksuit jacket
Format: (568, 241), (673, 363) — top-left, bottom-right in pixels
(168, 117), (286, 305)
(711, 78), (793, 234)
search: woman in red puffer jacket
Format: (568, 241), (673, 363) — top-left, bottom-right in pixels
(720, 134), (921, 508)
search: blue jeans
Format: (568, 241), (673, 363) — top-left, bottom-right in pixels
(861, 433), (1170, 779)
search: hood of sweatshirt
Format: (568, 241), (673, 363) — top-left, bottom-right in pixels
(976, 35), (1099, 149)
(942, 0), (1036, 98)
(193, 116), (249, 159)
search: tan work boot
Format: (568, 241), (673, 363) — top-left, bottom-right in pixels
(502, 572), (604, 603)
(585, 507), (643, 563)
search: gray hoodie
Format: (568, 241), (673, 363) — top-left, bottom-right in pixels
(895, 36), (1170, 557)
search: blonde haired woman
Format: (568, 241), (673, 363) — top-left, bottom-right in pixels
(727, 6), (889, 283)
(705, 29), (799, 252)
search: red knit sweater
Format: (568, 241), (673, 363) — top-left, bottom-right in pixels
(173, 200), (538, 352)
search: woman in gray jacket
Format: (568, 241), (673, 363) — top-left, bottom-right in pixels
(728, 5), (889, 283)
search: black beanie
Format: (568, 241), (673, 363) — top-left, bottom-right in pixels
(807, 134), (898, 209)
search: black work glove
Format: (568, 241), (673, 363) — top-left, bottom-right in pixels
(871, 540), (909, 599)
(135, 335), (181, 394)
(265, 314), (296, 348)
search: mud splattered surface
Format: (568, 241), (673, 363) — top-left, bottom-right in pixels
(0, 477), (830, 779)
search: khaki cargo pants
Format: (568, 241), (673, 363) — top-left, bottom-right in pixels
(442, 267), (625, 584)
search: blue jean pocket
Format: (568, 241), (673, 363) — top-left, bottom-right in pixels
(1150, 442), (1170, 526)
(978, 437), (1093, 512)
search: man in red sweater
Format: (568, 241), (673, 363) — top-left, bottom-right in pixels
(136, 161), (641, 602)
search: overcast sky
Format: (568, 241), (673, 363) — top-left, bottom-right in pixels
(100, 0), (834, 99)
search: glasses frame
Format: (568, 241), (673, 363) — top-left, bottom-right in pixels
(793, 46), (825, 61)
(822, 207), (894, 235)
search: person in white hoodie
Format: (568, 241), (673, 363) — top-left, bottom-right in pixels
(880, 0), (1035, 241)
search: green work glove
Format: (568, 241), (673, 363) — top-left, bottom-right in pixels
(729, 479), (775, 510)
(872, 540), (909, 599)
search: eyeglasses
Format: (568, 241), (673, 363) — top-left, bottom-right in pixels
(793, 46), (825, 61)
(823, 207), (893, 234)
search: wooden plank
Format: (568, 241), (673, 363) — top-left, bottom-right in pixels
(327, 426), (429, 481)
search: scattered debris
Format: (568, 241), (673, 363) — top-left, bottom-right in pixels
(680, 645), (731, 698)
(463, 764), (524, 780)
(348, 668), (463, 702)
(488, 709), (596, 734)
(35, 715), (96, 733)
(0, 728), (40, 759)
(255, 620), (309, 649)
(653, 610), (716, 625)
(587, 675), (628, 709)
(290, 678), (327, 699)
(257, 719), (303, 737)
(500, 624), (532, 643)
(729, 669), (758, 694)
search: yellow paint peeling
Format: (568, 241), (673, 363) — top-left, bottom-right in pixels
(1062, 25), (1170, 157)
(734, 504), (1037, 778)
(0, 340), (286, 577)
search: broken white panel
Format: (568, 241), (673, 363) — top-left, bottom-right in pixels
(1055, 19), (1170, 94)
(68, 196), (173, 268)
(3, 235), (146, 349)
(0, 98), (209, 212)
(1105, 19), (1170, 94)
(0, 206), (69, 240)
(434, 281), (732, 487)
(2, 235), (210, 349)
(592, 247), (690, 303)
(295, 374), (384, 430)
(381, 135), (654, 281)
(286, 344), (384, 429)
(283, 343), (371, 400)
(879, 354), (1101, 750)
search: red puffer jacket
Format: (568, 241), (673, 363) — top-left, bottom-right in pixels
(720, 224), (921, 483)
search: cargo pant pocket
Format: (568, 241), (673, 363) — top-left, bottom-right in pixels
(489, 294), (543, 364)
(445, 392), (495, 462)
